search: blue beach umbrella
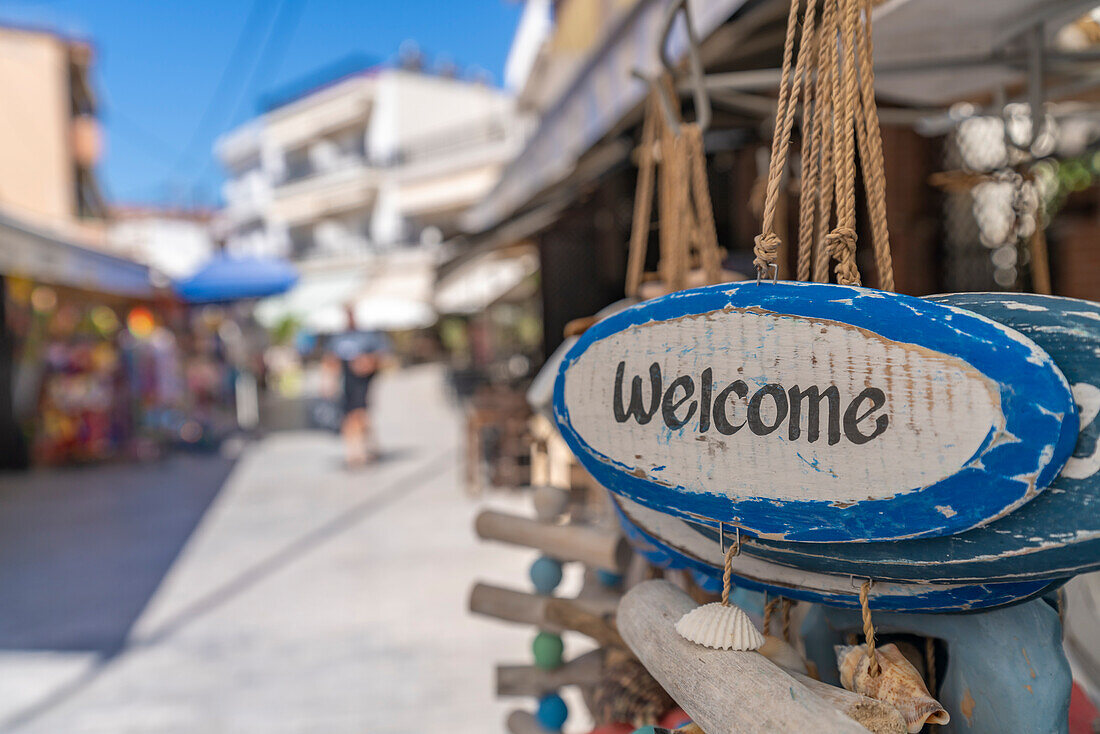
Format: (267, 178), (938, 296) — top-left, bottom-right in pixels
(175, 255), (298, 304)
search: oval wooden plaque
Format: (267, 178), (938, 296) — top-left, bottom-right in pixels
(554, 282), (1077, 542)
(742, 293), (1100, 581)
(612, 494), (1064, 613)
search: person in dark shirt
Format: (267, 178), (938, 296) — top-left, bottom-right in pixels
(325, 309), (389, 468)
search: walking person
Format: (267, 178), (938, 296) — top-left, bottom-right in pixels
(324, 307), (389, 468)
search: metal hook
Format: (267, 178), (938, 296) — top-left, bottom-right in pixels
(756, 262), (778, 285)
(849, 576), (875, 591)
(654, 0), (712, 133)
(1004, 22), (1046, 152)
(718, 521), (741, 557)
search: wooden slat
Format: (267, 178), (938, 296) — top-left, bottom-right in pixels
(497, 649), (604, 697)
(468, 582), (619, 630)
(475, 510), (629, 571)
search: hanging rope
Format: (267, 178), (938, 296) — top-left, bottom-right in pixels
(625, 77), (725, 298)
(763, 596), (781, 635)
(852, 0), (893, 290)
(625, 93), (660, 297)
(924, 637), (937, 696)
(859, 580), (880, 677)
(812, 0), (839, 283)
(781, 598), (794, 643)
(761, 0), (894, 289)
(720, 532), (742, 607)
(753, 0), (810, 278)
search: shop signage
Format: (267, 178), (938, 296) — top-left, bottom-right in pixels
(553, 282), (1078, 542)
(743, 292), (1100, 580)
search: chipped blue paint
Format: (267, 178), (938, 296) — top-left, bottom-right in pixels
(743, 293), (1100, 582)
(553, 281), (1078, 542)
(611, 495), (1062, 613)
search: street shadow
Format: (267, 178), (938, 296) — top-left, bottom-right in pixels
(0, 453), (235, 656)
(326, 445), (420, 471)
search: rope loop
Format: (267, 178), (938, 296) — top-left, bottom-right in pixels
(753, 232), (783, 277)
(824, 226), (860, 286)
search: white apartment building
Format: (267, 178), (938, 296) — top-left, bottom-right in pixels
(107, 208), (215, 280)
(216, 64), (523, 263)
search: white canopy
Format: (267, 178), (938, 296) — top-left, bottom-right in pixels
(434, 247), (539, 315)
(256, 249), (439, 333)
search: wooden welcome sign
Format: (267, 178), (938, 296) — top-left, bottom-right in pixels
(553, 281), (1078, 542)
(611, 494), (1063, 613)
(741, 292), (1100, 581)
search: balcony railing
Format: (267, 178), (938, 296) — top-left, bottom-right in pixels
(272, 117), (515, 186)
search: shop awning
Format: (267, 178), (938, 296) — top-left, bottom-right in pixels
(434, 247), (539, 315)
(0, 208), (154, 298)
(461, 0), (749, 235)
(175, 255), (298, 303)
(871, 0), (1087, 105)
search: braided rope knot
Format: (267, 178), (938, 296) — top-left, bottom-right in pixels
(753, 232), (781, 276)
(824, 227), (861, 286)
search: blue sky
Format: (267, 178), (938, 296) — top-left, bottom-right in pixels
(0, 0), (523, 207)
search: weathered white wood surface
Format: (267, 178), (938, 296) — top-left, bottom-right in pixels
(474, 510), (629, 571)
(617, 580), (869, 733)
(563, 304), (996, 503)
(505, 710), (553, 734)
(791, 672), (906, 734)
(468, 582), (618, 630)
(497, 649), (604, 697)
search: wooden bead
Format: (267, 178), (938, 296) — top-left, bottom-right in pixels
(596, 568), (623, 588)
(536, 693), (568, 731)
(529, 556), (563, 595)
(532, 631), (564, 670)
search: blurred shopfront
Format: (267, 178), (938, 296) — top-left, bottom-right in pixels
(0, 210), (241, 469)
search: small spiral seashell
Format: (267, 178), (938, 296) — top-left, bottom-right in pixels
(675, 602), (764, 650)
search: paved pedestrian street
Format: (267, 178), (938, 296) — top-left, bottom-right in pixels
(0, 366), (551, 733)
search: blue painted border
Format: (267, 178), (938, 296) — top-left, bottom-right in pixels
(611, 497), (1064, 613)
(554, 281), (1077, 542)
(742, 292), (1100, 581)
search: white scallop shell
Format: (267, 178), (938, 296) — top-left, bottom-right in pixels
(675, 602), (765, 650)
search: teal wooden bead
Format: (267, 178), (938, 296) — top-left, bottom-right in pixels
(529, 556), (563, 595)
(532, 631), (564, 670)
(536, 693), (568, 731)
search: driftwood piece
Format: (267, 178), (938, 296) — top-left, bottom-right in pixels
(791, 672), (906, 734)
(497, 649), (605, 696)
(475, 509), (629, 571)
(505, 710), (553, 734)
(468, 583), (618, 630)
(544, 597), (626, 649)
(617, 580), (869, 734)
